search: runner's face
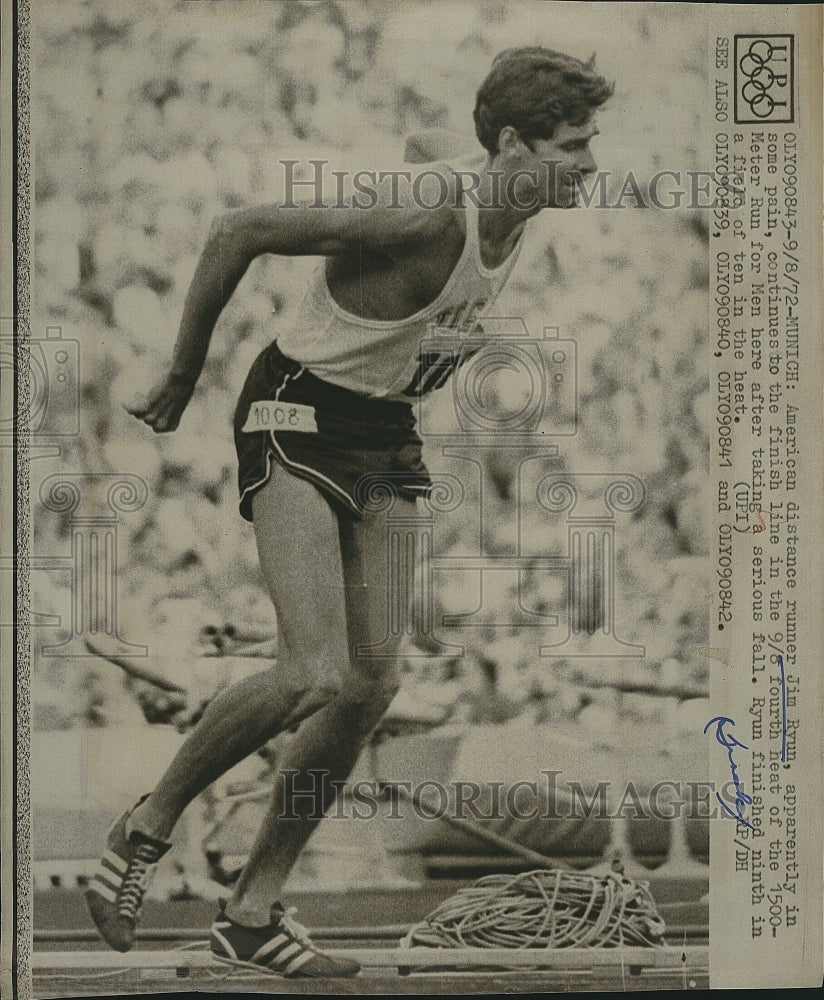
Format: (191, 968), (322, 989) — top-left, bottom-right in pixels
(529, 121), (600, 208)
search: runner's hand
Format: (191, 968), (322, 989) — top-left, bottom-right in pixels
(125, 374), (195, 433)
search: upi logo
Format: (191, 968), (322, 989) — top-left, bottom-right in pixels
(734, 35), (794, 124)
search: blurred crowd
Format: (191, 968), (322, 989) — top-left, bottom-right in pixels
(31, 0), (710, 741)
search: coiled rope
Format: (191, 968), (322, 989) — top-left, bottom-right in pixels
(402, 868), (666, 951)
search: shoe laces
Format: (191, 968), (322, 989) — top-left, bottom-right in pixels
(117, 842), (162, 922)
(277, 907), (315, 950)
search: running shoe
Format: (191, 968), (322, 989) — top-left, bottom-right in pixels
(85, 795), (171, 952)
(209, 900), (361, 978)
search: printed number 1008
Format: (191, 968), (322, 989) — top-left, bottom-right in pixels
(241, 399), (318, 433)
(250, 402), (299, 427)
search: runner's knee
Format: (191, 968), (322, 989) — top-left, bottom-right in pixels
(343, 660), (401, 714)
(305, 645), (344, 678)
(270, 643), (345, 706)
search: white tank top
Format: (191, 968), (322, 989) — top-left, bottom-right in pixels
(276, 199), (527, 400)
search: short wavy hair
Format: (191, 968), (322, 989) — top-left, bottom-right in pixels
(474, 47), (614, 154)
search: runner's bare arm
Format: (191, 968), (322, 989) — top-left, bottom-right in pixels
(220, 189), (447, 258)
(127, 181), (453, 432)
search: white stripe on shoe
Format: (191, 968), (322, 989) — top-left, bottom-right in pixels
(102, 850), (128, 873)
(92, 870), (121, 893)
(284, 950), (315, 976)
(269, 941), (302, 966)
(250, 934), (289, 963)
(89, 879), (117, 904)
(210, 928), (238, 960)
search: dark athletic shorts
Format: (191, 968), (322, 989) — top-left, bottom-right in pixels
(233, 341), (431, 522)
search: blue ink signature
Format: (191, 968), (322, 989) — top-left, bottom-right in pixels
(704, 716), (755, 830)
(777, 654), (787, 762)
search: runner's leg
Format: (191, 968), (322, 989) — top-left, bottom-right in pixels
(225, 485), (414, 925)
(128, 463), (348, 844)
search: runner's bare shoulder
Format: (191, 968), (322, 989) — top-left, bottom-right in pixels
(402, 128), (485, 235)
(362, 156), (468, 256)
(404, 127), (478, 164)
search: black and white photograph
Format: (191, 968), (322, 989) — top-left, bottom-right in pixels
(3, 0), (822, 995)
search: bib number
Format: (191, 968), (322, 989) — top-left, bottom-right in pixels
(241, 400), (318, 434)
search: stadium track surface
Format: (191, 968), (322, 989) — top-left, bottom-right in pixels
(34, 968), (709, 995)
(32, 878), (708, 995)
(33, 940), (710, 995)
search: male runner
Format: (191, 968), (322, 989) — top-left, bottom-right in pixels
(86, 47), (611, 977)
